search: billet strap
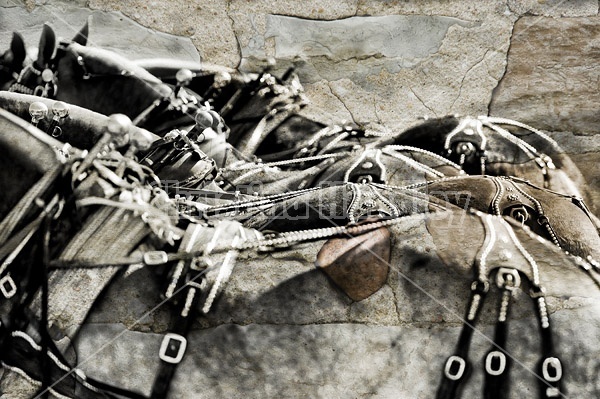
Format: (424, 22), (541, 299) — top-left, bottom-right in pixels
(483, 268), (520, 399)
(531, 286), (564, 398)
(151, 223), (205, 399)
(436, 279), (489, 399)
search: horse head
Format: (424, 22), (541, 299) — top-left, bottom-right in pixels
(0, 32), (27, 91)
(5, 24), (58, 97)
(54, 42), (171, 121)
(422, 175), (600, 263)
(386, 115), (589, 201)
(6, 23), (174, 126)
(0, 107), (69, 227)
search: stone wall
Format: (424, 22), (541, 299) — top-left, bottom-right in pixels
(1, 1), (600, 398)
(2, 1), (598, 210)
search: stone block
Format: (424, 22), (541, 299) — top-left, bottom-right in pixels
(490, 16), (600, 135)
(0, 1), (200, 61)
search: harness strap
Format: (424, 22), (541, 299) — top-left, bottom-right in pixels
(483, 268), (520, 399)
(436, 280), (489, 399)
(237, 102), (302, 157)
(0, 167), (61, 246)
(531, 286), (563, 398)
(150, 223), (205, 399)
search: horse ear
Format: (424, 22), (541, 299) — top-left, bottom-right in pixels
(10, 32), (26, 67)
(36, 23), (56, 68)
(72, 22), (89, 46)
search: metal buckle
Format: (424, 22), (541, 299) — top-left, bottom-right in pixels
(485, 351), (507, 376)
(471, 279), (490, 294)
(0, 274), (17, 299)
(542, 357), (562, 382)
(537, 215), (550, 226)
(159, 333), (187, 364)
(143, 251), (169, 266)
(444, 355), (466, 381)
(495, 268), (521, 291)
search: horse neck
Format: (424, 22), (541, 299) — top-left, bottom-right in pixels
(56, 74), (163, 119)
(56, 45), (168, 119)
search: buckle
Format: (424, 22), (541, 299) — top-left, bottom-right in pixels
(537, 215), (550, 226)
(471, 280), (490, 294)
(143, 251), (169, 266)
(159, 333), (187, 364)
(495, 268), (521, 291)
(0, 274), (17, 299)
(485, 351), (507, 376)
(542, 357), (562, 382)
(444, 355), (466, 381)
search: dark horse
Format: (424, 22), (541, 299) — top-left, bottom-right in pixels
(0, 114), (598, 397)
(1, 25), (599, 399)
(381, 115), (590, 204)
(0, 32), (27, 91)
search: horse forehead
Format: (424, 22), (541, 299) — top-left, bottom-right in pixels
(66, 43), (161, 83)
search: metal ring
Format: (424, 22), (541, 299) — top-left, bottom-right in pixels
(485, 351), (507, 376)
(159, 333), (187, 364)
(444, 355), (466, 381)
(0, 274), (17, 299)
(542, 357), (562, 382)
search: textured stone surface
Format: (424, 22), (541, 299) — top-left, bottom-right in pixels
(507, 0), (599, 17)
(490, 16), (600, 135)
(0, 2), (199, 61)
(71, 301), (600, 399)
(235, 12), (513, 131)
(88, 0), (235, 66)
(2, 1), (600, 397)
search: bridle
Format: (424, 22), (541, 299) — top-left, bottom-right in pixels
(8, 61), (58, 98)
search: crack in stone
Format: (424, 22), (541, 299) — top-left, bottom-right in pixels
(372, 99), (383, 125)
(408, 86), (437, 117)
(327, 81), (358, 125)
(388, 280), (402, 324)
(226, 0), (242, 69)
(488, 16), (517, 115)
(450, 49), (491, 110)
